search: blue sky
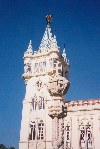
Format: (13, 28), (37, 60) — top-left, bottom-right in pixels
(0, 0), (100, 148)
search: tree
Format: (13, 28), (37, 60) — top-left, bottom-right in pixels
(0, 144), (7, 149)
(0, 144), (15, 149)
(8, 147), (15, 149)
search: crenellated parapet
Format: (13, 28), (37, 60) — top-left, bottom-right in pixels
(66, 99), (100, 107)
(65, 99), (100, 113)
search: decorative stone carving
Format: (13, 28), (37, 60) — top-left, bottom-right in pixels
(48, 100), (63, 118)
(47, 75), (70, 96)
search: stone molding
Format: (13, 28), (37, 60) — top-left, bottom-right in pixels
(66, 99), (100, 107)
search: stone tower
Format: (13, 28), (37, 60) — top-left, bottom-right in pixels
(19, 15), (70, 149)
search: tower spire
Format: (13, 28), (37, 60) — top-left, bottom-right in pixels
(39, 14), (58, 51)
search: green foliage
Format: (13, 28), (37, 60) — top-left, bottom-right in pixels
(0, 144), (15, 149)
(0, 144), (7, 149)
(8, 147), (15, 149)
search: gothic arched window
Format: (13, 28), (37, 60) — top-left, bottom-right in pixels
(30, 121), (36, 140)
(38, 120), (44, 140)
(79, 122), (93, 149)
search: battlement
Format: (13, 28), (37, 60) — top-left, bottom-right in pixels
(65, 99), (100, 112)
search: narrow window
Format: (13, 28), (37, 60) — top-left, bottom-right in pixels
(43, 61), (46, 72)
(39, 97), (45, 110)
(86, 124), (93, 149)
(65, 125), (71, 149)
(32, 99), (36, 110)
(30, 121), (36, 140)
(25, 64), (31, 73)
(80, 125), (85, 149)
(65, 71), (68, 79)
(39, 62), (43, 72)
(38, 120), (44, 140)
(34, 63), (39, 73)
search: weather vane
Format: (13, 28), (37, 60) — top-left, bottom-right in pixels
(46, 8), (53, 24)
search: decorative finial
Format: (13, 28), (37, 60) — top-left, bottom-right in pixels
(64, 44), (65, 49)
(63, 44), (66, 53)
(62, 44), (67, 61)
(46, 9), (53, 25)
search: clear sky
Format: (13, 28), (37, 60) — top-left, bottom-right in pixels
(0, 0), (100, 148)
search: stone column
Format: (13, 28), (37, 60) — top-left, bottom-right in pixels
(52, 117), (59, 149)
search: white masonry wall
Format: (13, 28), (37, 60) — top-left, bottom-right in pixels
(64, 100), (100, 149)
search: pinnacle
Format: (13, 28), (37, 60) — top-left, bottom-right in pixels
(26, 40), (33, 53)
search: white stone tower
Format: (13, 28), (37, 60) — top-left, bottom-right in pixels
(19, 15), (70, 149)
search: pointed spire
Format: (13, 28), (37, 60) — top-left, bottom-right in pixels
(39, 14), (58, 51)
(26, 40), (33, 53)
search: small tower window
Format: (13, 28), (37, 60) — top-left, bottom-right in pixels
(32, 99), (36, 110)
(39, 62), (43, 72)
(39, 97), (45, 110)
(65, 71), (68, 79)
(38, 120), (44, 140)
(30, 121), (36, 140)
(25, 64), (31, 73)
(34, 63), (39, 73)
(43, 61), (46, 72)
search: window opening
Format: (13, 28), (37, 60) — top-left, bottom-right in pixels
(32, 99), (36, 110)
(38, 120), (44, 140)
(80, 124), (93, 149)
(39, 97), (45, 110)
(65, 125), (71, 149)
(30, 121), (36, 140)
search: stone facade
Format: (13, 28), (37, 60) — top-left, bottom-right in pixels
(19, 15), (100, 149)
